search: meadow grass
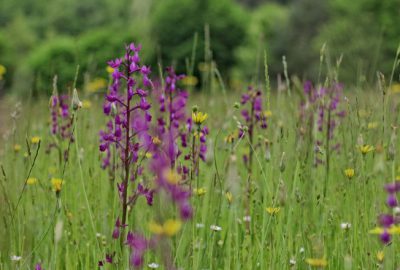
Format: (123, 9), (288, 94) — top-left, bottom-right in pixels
(1, 84), (400, 270)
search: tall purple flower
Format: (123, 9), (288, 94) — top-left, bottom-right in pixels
(376, 180), (400, 244)
(99, 43), (155, 246)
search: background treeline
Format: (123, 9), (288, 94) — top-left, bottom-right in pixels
(0, 0), (399, 94)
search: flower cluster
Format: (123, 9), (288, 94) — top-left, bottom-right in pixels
(99, 47), (198, 269)
(239, 86), (267, 138)
(300, 81), (346, 166)
(376, 180), (400, 244)
(99, 43), (156, 266)
(238, 86), (267, 171)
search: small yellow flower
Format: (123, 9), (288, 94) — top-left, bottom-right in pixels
(31, 136), (41, 144)
(358, 144), (374, 155)
(164, 169), (181, 185)
(193, 187), (206, 196)
(225, 191), (233, 204)
(390, 83), (400, 94)
(0, 64), (6, 80)
(192, 111), (208, 125)
(368, 122), (378, 129)
(266, 207), (280, 215)
(152, 136), (161, 145)
(87, 78), (107, 93)
(106, 66), (115, 74)
(51, 178), (64, 192)
(224, 133), (235, 144)
(27, 177), (38, 185)
(145, 152), (153, 159)
(344, 168), (355, 179)
(377, 251), (384, 263)
(264, 110), (273, 118)
(181, 76), (198, 87)
(149, 219), (182, 237)
(82, 100), (92, 109)
(14, 144), (22, 152)
(369, 226), (400, 234)
(305, 258), (327, 267)
(149, 221), (164, 235)
(163, 219), (182, 236)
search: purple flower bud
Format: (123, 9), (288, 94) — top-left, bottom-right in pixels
(380, 230), (391, 244)
(379, 214), (394, 228)
(387, 194), (398, 208)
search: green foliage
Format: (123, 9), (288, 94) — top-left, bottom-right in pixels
(151, 0), (246, 74)
(234, 3), (289, 82)
(27, 37), (78, 94)
(77, 27), (149, 79)
(282, 0), (330, 80)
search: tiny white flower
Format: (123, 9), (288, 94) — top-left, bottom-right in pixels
(11, 255), (22, 261)
(210, 225), (222, 231)
(148, 262), (159, 268)
(299, 247), (305, 253)
(196, 223), (205, 228)
(340, 222), (351, 230)
(96, 233), (102, 238)
(289, 258), (296, 265)
(394, 207), (400, 214)
(243, 216), (251, 222)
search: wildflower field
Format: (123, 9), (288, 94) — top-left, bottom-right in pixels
(1, 41), (400, 270)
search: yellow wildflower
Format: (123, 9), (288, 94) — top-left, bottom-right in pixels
(377, 251), (384, 262)
(225, 191), (233, 204)
(164, 169), (181, 185)
(87, 78), (107, 93)
(149, 219), (182, 237)
(149, 221), (164, 235)
(305, 258), (327, 267)
(0, 64), (6, 80)
(193, 187), (206, 196)
(358, 144), (374, 155)
(145, 152), (153, 159)
(51, 178), (64, 192)
(266, 207), (280, 215)
(31, 136), (41, 144)
(369, 226), (400, 234)
(264, 110), (273, 118)
(163, 219), (182, 236)
(106, 66), (115, 74)
(82, 100), (92, 109)
(27, 177), (38, 185)
(224, 133), (235, 144)
(367, 122), (378, 129)
(152, 136), (161, 145)
(14, 144), (21, 152)
(344, 168), (355, 179)
(390, 83), (400, 94)
(192, 111), (208, 125)
(181, 75), (198, 87)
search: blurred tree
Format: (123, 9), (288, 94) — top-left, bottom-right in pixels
(279, 0), (330, 80)
(316, 0), (400, 83)
(27, 37), (78, 94)
(234, 3), (289, 83)
(151, 0), (246, 75)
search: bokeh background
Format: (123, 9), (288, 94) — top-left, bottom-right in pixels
(0, 0), (399, 95)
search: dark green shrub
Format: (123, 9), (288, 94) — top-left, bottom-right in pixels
(27, 37), (78, 95)
(151, 0), (246, 75)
